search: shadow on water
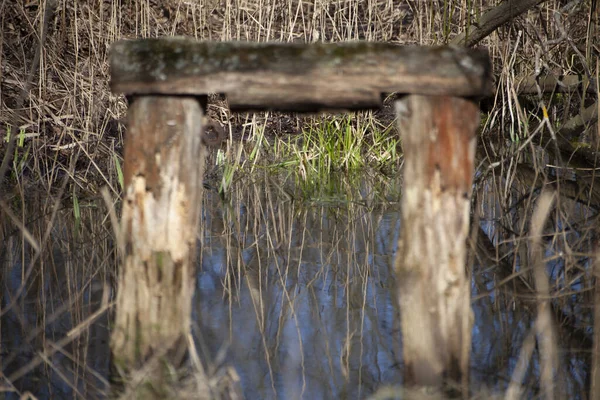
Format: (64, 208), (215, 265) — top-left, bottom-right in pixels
(1, 153), (598, 398)
(0, 191), (115, 399)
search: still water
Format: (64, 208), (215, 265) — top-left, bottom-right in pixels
(0, 168), (596, 399)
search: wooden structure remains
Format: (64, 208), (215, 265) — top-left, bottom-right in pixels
(109, 38), (492, 392)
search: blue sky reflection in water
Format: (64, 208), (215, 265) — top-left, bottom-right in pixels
(194, 185), (403, 400)
(189, 172), (594, 399)
(1, 171), (597, 398)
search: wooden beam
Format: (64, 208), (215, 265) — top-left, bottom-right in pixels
(394, 95), (479, 393)
(110, 39), (492, 112)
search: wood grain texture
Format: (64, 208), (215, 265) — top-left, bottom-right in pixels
(394, 95), (479, 393)
(110, 39), (492, 112)
(112, 96), (205, 370)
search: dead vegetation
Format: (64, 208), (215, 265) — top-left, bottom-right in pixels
(0, 0), (599, 398)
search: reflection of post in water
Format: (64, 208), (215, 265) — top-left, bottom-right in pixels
(108, 38), (492, 396)
(395, 96), (480, 393)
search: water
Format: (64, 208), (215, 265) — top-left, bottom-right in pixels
(0, 167), (596, 399)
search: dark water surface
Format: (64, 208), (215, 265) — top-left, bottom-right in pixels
(1, 168), (596, 399)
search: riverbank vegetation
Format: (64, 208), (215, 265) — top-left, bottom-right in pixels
(1, 1), (595, 196)
(1, 0), (598, 398)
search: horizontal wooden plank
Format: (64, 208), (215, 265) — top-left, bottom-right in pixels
(110, 38), (492, 112)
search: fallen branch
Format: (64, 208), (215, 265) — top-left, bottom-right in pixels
(451, 0), (550, 47)
(516, 163), (600, 209)
(547, 101), (599, 168)
(517, 75), (597, 95)
(558, 101), (599, 141)
(518, 100), (599, 169)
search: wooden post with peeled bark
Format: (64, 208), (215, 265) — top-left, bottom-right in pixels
(395, 96), (480, 393)
(109, 38), (492, 394)
(111, 96), (207, 372)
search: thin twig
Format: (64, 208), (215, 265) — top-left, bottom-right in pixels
(0, 0), (57, 193)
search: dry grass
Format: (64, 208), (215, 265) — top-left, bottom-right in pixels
(0, 0), (595, 193)
(0, 0), (599, 398)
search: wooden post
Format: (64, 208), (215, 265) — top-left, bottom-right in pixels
(111, 96), (206, 370)
(394, 95), (479, 391)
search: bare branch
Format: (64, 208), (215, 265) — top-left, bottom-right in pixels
(451, 0), (550, 47)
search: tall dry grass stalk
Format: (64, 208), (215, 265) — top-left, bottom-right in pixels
(0, 0), (595, 193)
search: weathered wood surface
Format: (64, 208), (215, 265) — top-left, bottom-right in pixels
(110, 38), (492, 111)
(394, 95), (479, 392)
(111, 96), (205, 370)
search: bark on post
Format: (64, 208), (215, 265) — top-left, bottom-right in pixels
(111, 96), (206, 372)
(394, 95), (479, 392)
